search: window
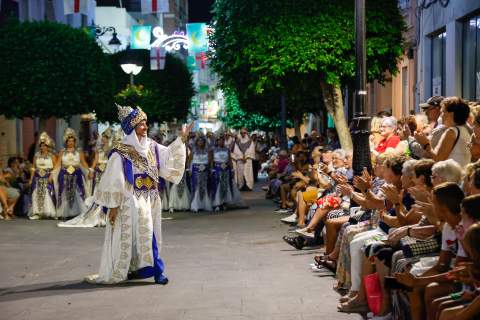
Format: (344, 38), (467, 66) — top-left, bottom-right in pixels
(431, 31), (446, 96)
(462, 15), (480, 101)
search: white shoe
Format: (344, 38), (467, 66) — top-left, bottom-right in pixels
(84, 274), (99, 284)
(275, 208), (291, 214)
(295, 228), (314, 238)
(280, 213), (297, 223)
(311, 265), (330, 273)
(29, 215), (40, 220)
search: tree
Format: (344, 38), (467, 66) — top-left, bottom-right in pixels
(0, 20), (115, 120)
(221, 88), (286, 131)
(98, 50), (195, 124)
(210, 0), (405, 150)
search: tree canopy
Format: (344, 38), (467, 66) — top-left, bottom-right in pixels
(0, 20), (115, 119)
(221, 88), (287, 131)
(96, 50), (195, 124)
(210, 0), (405, 114)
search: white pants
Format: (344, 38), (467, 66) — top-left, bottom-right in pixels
(349, 228), (385, 291)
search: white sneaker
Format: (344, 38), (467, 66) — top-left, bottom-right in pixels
(275, 208), (291, 214)
(295, 228), (315, 238)
(280, 213), (297, 223)
(29, 215), (40, 220)
(311, 265), (330, 273)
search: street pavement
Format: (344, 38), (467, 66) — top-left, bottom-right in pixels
(0, 185), (362, 320)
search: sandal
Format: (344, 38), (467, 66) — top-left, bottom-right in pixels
(338, 291), (358, 303)
(313, 253), (328, 265)
(337, 297), (368, 313)
(333, 282), (346, 291)
(318, 258), (336, 272)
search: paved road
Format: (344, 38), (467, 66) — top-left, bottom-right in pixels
(0, 187), (362, 320)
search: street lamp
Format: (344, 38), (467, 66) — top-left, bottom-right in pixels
(350, 0), (371, 176)
(120, 63), (143, 85)
(90, 23), (122, 53)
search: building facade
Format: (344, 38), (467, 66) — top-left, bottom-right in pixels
(417, 0), (480, 103)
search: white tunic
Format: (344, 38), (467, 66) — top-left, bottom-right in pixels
(190, 148), (212, 212)
(57, 149), (87, 218)
(29, 153), (56, 218)
(231, 137), (256, 190)
(92, 137), (185, 284)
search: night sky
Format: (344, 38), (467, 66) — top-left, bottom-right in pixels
(189, 0), (215, 23)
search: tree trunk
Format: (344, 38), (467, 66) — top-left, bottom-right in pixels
(280, 92), (287, 150)
(320, 81), (353, 151)
(294, 115), (301, 138)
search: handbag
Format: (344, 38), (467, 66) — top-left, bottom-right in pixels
(364, 272), (382, 316)
(399, 235), (441, 258)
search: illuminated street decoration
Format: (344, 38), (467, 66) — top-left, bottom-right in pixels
(131, 25), (152, 49)
(150, 27), (189, 52)
(186, 23), (208, 54)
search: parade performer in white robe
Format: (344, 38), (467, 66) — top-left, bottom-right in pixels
(28, 132), (57, 220)
(231, 128), (255, 191)
(85, 105), (190, 285)
(168, 145), (190, 212)
(58, 128), (112, 228)
(189, 136), (213, 212)
(55, 128), (89, 218)
(224, 131), (235, 151)
(211, 136), (245, 211)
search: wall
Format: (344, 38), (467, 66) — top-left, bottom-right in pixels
(418, 0), (480, 101)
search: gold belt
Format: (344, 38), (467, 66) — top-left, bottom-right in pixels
(37, 168), (49, 177)
(135, 176), (155, 190)
(64, 166), (76, 175)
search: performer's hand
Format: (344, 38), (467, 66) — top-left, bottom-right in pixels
(109, 208), (118, 227)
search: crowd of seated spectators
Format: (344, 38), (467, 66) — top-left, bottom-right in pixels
(263, 96), (480, 319)
(0, 156), (32, 219)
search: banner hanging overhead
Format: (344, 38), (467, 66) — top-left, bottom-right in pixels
(131, 25), (152, 49)
(150, 47), (166, 70)
(186, 23), (208, 55)
(64, 0), (88, 15)
(141, 0), (169, 14)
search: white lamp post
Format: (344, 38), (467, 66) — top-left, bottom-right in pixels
(120, 63), (143, 85)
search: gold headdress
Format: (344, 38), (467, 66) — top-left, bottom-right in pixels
(116, 103), (147, 134)
(101, 127), (113, 139)
(63, 128), (77, 144)
(37, 132), (55, 149)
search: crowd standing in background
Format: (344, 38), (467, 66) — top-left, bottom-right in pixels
(0, 125), (261, 223)
(263, 96), (480, 319)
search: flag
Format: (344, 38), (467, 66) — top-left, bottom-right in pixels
(64, 0), (88, 15)
(150, 47), (166, 70)
(195, 52), (208, 69)
(131, 25), (152, 49)
(186, 23), (208, 54)
(141, 0), (169, 14)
